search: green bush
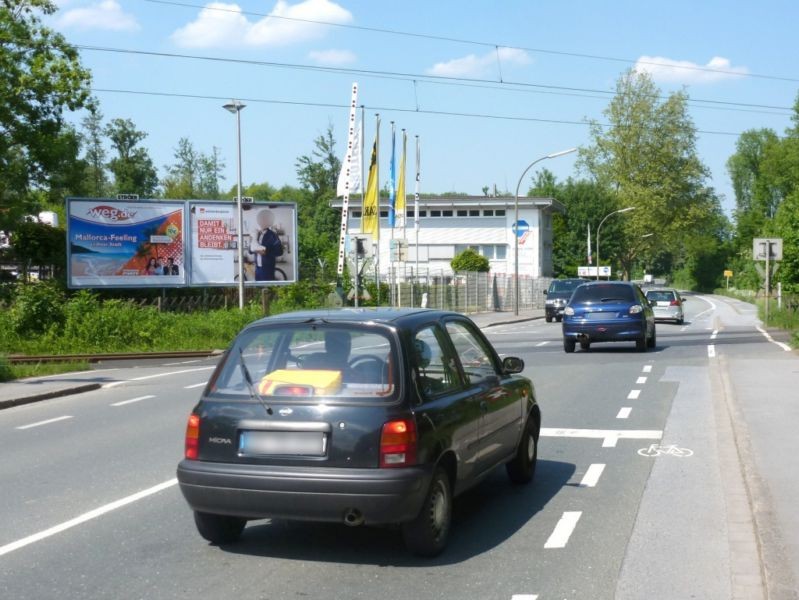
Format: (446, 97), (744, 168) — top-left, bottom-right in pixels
(451, 248), (490, 273)
(9, 282), (66, 336)
(0, 354), (12, 382)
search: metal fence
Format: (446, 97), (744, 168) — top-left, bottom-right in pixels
(378, 269), (552, 313)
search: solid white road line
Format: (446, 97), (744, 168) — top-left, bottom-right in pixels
(579, 464), (606, 488)
(540, 427), (662, 448)
(708, 345), (716, 358)
(110, 395), (155, 407)
(183, 382), (207, 389)
(0, 478), (177, 558)
(16, 416), (73, 430)
(693, 296), (717, 321)
(544, 511), (582, 549)
(163, 359), (203, 366)
(535, 341), (549, 347)
(616, 407), (632, 419)
(103, 366), (216, 389)
(710, 329), (718, 340)
(636, 376), (647, 384)
(642, 365), (652, 373)
(756, 326), (792, 352)
(627, 389), (641, 400)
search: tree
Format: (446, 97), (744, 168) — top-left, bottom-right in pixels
(10, 220), (66, 280)
(451, 248), (489, 272)
(1, 0), (93, 222)
(579, 69), (724, 281)
(80, 107), (108, 197)
(105, 118), (158, 197)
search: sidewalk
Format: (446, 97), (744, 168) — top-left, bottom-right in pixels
(0, 308), (545, 410)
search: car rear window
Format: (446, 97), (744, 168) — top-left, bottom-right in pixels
(570, 284), (635, 303)
(646, 290), (676, 302)
(209, 324), (397, 403)
(549, 279), (585, 294)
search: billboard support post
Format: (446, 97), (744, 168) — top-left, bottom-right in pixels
(224, 100), (246, 310)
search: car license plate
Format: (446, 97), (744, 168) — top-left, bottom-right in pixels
(239, 431), (327, 456)
(585, 311), (615, 320)
(656, 301), (671, 307)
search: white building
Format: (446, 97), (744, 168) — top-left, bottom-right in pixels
(331, 196), (565, 278)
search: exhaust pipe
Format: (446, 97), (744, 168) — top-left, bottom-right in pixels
(343, 508), (364, 527)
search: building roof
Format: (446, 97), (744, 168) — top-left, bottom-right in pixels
(330, 195), (566, 214)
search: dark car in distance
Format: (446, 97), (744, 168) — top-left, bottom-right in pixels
(544, 278), (590, 322)
(177, 308), (539, 557)
(561, 281), (656, 352)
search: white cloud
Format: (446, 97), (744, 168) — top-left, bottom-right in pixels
(634, 55), (749, 84)
(426, 47), (531, 78)
(57, 0), (139, 32)
(172, 0), (352, 49)
(308, 48), (356, 65)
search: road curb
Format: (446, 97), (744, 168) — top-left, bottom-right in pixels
(0, 383), (102, 411)
(484, 316), (544, 328)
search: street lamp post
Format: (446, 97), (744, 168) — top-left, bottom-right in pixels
(595, 206), (635, 281)
(514, 147), (577, 315)
(223, 100), (246, 309)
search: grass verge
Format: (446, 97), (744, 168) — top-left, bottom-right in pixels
(0, 359), (91, 383)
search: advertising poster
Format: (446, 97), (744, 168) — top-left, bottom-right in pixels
(67, 199), (186, 288)
(189, 201), (297, 285)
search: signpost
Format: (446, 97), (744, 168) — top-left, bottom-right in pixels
(753, 238), (783, 325)
(723, 269), (733, 290)
(578, 265), (611, 278)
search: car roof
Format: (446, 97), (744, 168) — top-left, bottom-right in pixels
(644, 287), (678, 293)
(247, 307), (463, 328)
(576, 281), (637, 287)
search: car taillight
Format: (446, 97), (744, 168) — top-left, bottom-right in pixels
(629, 304), (643, 314)
(185, 414), (200, 460)
(670, 299), (681, 306)
(380, 419), (417, 468)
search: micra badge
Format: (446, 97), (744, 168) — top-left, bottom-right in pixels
(279, 408), (293, 416)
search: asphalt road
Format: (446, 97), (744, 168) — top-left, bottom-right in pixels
(1, 295), (795, 599)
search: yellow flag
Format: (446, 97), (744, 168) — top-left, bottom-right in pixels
(361, 138), (379, 237)
(395, 131), (407, 216)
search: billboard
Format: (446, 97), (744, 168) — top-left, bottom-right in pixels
(68, 199), (186, 288)
(189, 201), (297, 285)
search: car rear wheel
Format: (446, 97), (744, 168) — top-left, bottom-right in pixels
(506, 417), (538, 484)
(545, 315), (553, 323)
(402, 467), (452, 557)
(636, 336), (647, 352)
(193, 511), (246, 545)
(564, 338), (576, 353)
(677, 317), (684, 325)
(647, 327), (656, 348)
(555, 316), (563, 323)
(580, 340), (590, 351)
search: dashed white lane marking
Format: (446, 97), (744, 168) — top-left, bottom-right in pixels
(642, 365), (652, 373)
(710, 329), (718, 340)
(184, 382), (207, 389)
(511, 595), (538, 600)
(680, 326), (688, 332)
(636, 376), (647, 384)
(103, 366), (216, 389)
(535, 341), (549, 347)
(110, 395), (155, 407)
(16, 416), (73, 430)
(544, 511), (582, 549)
(616, 407), (632, 419)
(540, 427), (662, 448)
(0, 478), (177, 558)
(627, 389), (641, 400)
(579, 464), (606, 488)
(756, 326), (792, 352)
(708, 345), (716, 358)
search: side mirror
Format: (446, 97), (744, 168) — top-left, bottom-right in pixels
(543, 290), (548, 295)
(503, 356), (524, 374)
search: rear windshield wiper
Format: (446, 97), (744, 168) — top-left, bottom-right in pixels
(600, 297), (628, 302)
(238, 348), (273, 415)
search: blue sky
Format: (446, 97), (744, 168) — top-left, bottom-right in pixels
(51, 0), (799, 213)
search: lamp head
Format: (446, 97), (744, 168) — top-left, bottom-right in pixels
(223, 100), (245, 114)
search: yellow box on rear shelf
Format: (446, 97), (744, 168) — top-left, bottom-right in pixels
(258, 369), (342, 396)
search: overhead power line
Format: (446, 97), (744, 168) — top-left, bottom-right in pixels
(90, 86), (745, 136)
(143, 0), (799, 84)
(75, 44), (796, 114)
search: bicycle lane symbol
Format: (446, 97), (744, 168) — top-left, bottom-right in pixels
(637, 443), (694, 458)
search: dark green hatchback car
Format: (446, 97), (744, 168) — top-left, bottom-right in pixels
(177, 308), (539, 557)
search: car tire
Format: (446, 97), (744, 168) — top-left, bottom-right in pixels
(402, 467), (452, 557)
(193, 511), (246, 545)
(677, 318), (684, 325)
(580, 340), (590, 351)
(636, 336), (647, 352)
(555, 316), (563, 323)
(564, 338), (576, 353)
(506, 417), (538, 485)
(647, 327), (656, 349)
(545, 315), (553, 323)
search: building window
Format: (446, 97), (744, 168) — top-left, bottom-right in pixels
(495, 209), (506, 217)
(419, 210), (427, 217)
(380, 210), (388, 218)
(496, 245), (507, 260)
(430, 210), (441, 217)
(351, 210), (362, 218)
(406, 209), (414, 217)
(442, 210), (453, 217)
(483, 209), (494, 216)
(469, 210), (480, 216)
(457, 209), (468, 217)
(481, 245), (495, 259)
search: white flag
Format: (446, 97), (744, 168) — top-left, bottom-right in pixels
(336, 119), (362, 196)
(587, 223), (592, 264)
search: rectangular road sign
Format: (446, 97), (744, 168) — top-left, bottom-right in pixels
(578, 266), (611, 277)
(753, 238), (783, 261)
(723, 269), (733, 277)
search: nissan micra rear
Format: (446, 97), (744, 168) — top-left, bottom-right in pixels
(177, 308), (539, 556)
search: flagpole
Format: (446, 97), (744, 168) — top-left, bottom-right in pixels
(374, 113), (381, 305)
(414, 135), (420, 307)
(389, 121), (396, 307)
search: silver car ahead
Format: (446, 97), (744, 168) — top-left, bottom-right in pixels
(644, 288), (685, 324)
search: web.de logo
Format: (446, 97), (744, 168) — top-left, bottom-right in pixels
(86, 205), (137, 221)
